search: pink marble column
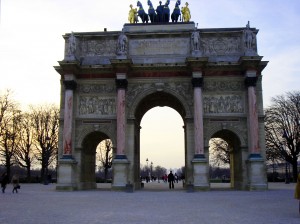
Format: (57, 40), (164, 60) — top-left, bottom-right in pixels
(116, 78), (128, 158)
(62, 80), (77, 157)
(245, 76), (260, 154)
(192, 77), (204, 156)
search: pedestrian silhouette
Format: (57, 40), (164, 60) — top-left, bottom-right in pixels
(168, 171), (175, 189)
(1, 172), (9, 193)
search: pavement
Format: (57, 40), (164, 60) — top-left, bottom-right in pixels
(0, 181), (299, 224)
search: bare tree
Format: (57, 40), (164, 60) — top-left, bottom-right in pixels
(14, 112), (36, 181)
(265, 91), (300, 182)
(209, 138), (231, 167)
(29, 104), (59, 183)
(97, 139), (113, 182)
(0, 90), (21, 177)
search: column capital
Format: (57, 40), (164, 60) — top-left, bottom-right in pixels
(63, 80), (77, 90)
(191, 77), (203, 88)
(245, 76), (257, 87)
(115, 79), (128, 89)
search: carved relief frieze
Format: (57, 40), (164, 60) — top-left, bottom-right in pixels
(203, 94), (244, 114)
(201, 36), (242, 56)
(129, 38), (190, 55)
(78, 96), (116, 116)
(80, 39), (116, 57)
(78, 84), (115, 94)
(204, 80), (244, 91)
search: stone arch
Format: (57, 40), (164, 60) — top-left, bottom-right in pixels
(129, 89), (188, 188)
(79, 130), (113, 189)
(76, 124), (115, 149)
(204, 122), (247, 147)
(208, 128), (246, 190)
(128, 86), (192, 121)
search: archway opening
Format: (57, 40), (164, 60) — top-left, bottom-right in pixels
(135, 91), (186, 190)
(81, 131), (113, 190)
(209, 129), (242, 190)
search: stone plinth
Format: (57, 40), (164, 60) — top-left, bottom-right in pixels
(112, 158), (130, 191)
(56, 158), (78, 191)
(192, 157), (210, 191)
(246, 154), (268, 190)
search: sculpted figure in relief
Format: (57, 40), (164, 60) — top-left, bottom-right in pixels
(243, 21), (256, 50)
(66, 32), (76, 59)
(117, 30), (128, 55)
(191, 28), (200, 51)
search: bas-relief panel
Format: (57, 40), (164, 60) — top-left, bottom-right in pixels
(78, 96), (116, 116)
(129, 38), (190, 55)
(77, 84), (116, 116)
(200, 36), (243, 56)
(80, 39), (117, 57)
(203, 80), (244, 91)
(203, 95), (244, 114)
(203, 80), (245, 114)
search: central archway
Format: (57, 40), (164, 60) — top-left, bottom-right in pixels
(133, 91), (187, 189)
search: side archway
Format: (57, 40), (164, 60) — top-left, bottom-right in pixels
(209, 129), (245, 190)
(79, 131), (112, 189)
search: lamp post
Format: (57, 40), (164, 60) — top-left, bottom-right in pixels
(44, 136), (51, 185)
(150, 161), (153, 181)
(146, 158), (149, 182)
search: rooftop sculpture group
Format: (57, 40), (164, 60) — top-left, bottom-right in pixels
(129, 0), (191, 24)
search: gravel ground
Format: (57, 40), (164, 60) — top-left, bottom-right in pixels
(0, 182), (299, 224)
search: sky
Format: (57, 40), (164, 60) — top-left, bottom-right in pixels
(0, 0), (299, 170)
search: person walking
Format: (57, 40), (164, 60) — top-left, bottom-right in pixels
(168, 171), (175, 189)
(295, 173), (300, 214)
(12, 173), (20, 194)
(1, 172), (9, 193)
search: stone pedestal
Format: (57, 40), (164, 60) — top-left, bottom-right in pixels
(247, 154), (268, 190)
(112, 157), (130, 191)
(192, 156), (210, 190)
(56, 158), (78, 191)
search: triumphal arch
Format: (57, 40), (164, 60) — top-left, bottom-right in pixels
(54, 18), (268, 191)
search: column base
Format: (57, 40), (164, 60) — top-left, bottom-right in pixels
(192, 155), (210, 191)
(56, 157), (78, 191)
(112, 157), (130, 191)
(246, 154), (268, 190)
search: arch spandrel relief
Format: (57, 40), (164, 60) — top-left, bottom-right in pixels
(204, 121), (247, 147)
(126, 80), (193, 118)
(75, 123), (115, 149)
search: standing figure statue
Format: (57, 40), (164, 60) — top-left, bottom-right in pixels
(163, 0), (170, 23)
(117, 30), (128, 55)
(191, 28), (200, 51)
(171, 0), (181, 23)
(181, 2), (191, 22)
(137, 1), (149, 23)
(156, 1), (164, 22)
(67, 32), (76, 59)
(147, 0), (157, 23)
(128, 4), (138, 23)
(243, 21), (256, 50)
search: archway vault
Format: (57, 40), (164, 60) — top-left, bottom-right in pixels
(133, 91), (187, 124)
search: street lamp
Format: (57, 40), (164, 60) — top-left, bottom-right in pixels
(150, 161), (153, 181)
(44, 136), (51, 185)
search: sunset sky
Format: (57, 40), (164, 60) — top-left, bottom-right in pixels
(0, 0), (299, 170)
